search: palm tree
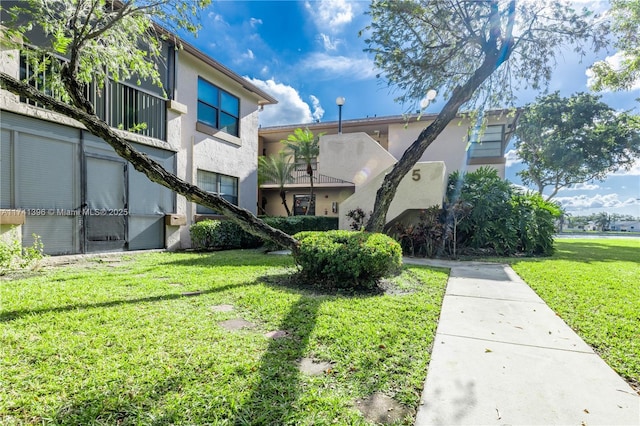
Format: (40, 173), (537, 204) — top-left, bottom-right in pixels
(281, 127), (323, 215)
(258, 151), (296, 216)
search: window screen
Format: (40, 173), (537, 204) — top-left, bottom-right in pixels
(196, 170), (239, 214)
(468, 125), (504, 158)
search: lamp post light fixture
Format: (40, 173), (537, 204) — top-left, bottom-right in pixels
(419, 89), (437, 110)
(336, 96), (345, 134)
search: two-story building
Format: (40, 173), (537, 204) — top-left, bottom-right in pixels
(258, 111), (517, 228)
(1, 23), (276, 254)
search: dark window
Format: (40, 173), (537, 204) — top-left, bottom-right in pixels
(196, 170), (238, 214)
(197, 77), (240, 137)
(468, 125), (504, 158)
(293, 194), (315, 216)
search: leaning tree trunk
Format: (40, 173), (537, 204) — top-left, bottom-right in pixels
(365, 0), (516, 233)
(365, 50), (513, 233)
(0, 71), (300, 253)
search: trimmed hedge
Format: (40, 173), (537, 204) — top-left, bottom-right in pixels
(262, 216), (338, 236)
(189, 220), (261, 250)
(189, 216), (339, 250)
(292, 230), (402, 291)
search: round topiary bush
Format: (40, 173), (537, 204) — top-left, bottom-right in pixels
(292, 230), (402, 290)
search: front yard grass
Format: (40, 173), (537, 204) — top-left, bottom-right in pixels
(509, 238), (640, 390)
(0, 250), (448, 425)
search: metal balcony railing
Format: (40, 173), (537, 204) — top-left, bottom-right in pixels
(20, 51), (167, 141)
(261, 169), (353, 186)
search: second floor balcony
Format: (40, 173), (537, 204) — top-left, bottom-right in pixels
(260, 168), (354, 188)
(20, 51), (167, 141)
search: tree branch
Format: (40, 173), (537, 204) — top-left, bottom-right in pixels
(0, 71), (299, 252)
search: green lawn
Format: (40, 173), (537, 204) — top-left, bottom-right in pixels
(0, 250), (449, 425)
(509, 238), (640, 390)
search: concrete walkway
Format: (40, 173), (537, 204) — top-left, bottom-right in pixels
(405, 258), (640, 426)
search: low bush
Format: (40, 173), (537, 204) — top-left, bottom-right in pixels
(510, 192), (561, 255)
(262, 215), (337, 235)
(260, 216), (338, 250)
(392, 206), (446, 258)
(190, 216), (339, 251)
(345, 208), (369, 230)
(189, 220), (261, 250)
(392, 168), (561, 258)
(292, 230), (402, 291)
(0, 231), (44, 274)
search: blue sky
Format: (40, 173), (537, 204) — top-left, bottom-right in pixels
(179, 0), (640, 218)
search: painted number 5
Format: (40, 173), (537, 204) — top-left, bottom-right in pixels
(412, 169), (421, 181)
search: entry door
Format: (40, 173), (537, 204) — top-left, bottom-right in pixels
(84, 156), (127, 252)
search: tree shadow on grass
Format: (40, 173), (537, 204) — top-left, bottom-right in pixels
(156, 249), (295, 269)
(0, 281), (249, 322)
(233, 295), (324, 425)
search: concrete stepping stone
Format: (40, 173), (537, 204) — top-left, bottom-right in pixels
(211, 304), (234, 312)
(354, 392), (411, 425)
(264, 330), (289, 339)
(218, 318), (255, 331)
(298, 357), (332, 376)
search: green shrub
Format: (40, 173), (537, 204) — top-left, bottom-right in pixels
(292, 230), (402, 291)
(510, 192), (561, 255)
(260, 216), (338, 249)
(0, 231), (44, 274)
(388, 167), (561, 258)
(345, 208), (369, 230)
(448, 167), (516, 255)
(189, 220), (261, 250)
(392, 206), (446, 258)
(263, 215), (337, 235)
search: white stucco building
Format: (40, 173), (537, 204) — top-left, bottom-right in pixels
(0, 26), (276, 254)
(258, 111), (518, 228)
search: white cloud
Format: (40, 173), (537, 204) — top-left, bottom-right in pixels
(504, 149), (521, 167)
(244, 78), (319, 127)
(300, 53), (377, 80)
(250, 17), (263, 28)
(555, 193), (639, 212)
(319, 33), (340, 51)
(305, 0), (355, 32)
(309, 95), (325, 122)
(562, 182), (601, 191)
(206, 11), (227, 25)
(611, 158), (640, 176)
(586, 52), (640, 91)
(242, 49), (255, 60)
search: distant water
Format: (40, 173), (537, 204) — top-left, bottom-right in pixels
(556, 233), (640, 239)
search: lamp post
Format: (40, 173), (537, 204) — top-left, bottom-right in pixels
(336, 96), (345, 134)
(420, 89), (437, 110)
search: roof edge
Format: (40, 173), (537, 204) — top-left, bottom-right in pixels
(259, 108), (521, 133)
(177, 38), (278, 106)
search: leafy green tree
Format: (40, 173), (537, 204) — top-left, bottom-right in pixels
(589, 0), (640, 91)
(515, 92), (640, 200)
(591, 212), (611, 231)
(281, 128), (323, 215)
(258, 151), (295, 217)
(0, 0), (299, 251)
(361, 0), (606, 232)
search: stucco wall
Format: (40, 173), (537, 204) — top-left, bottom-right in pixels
(319, 133), (397, 188)
(387, 116), (509, 178)
(339, 162), (447, 229)
(176, 53), (262, 246)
